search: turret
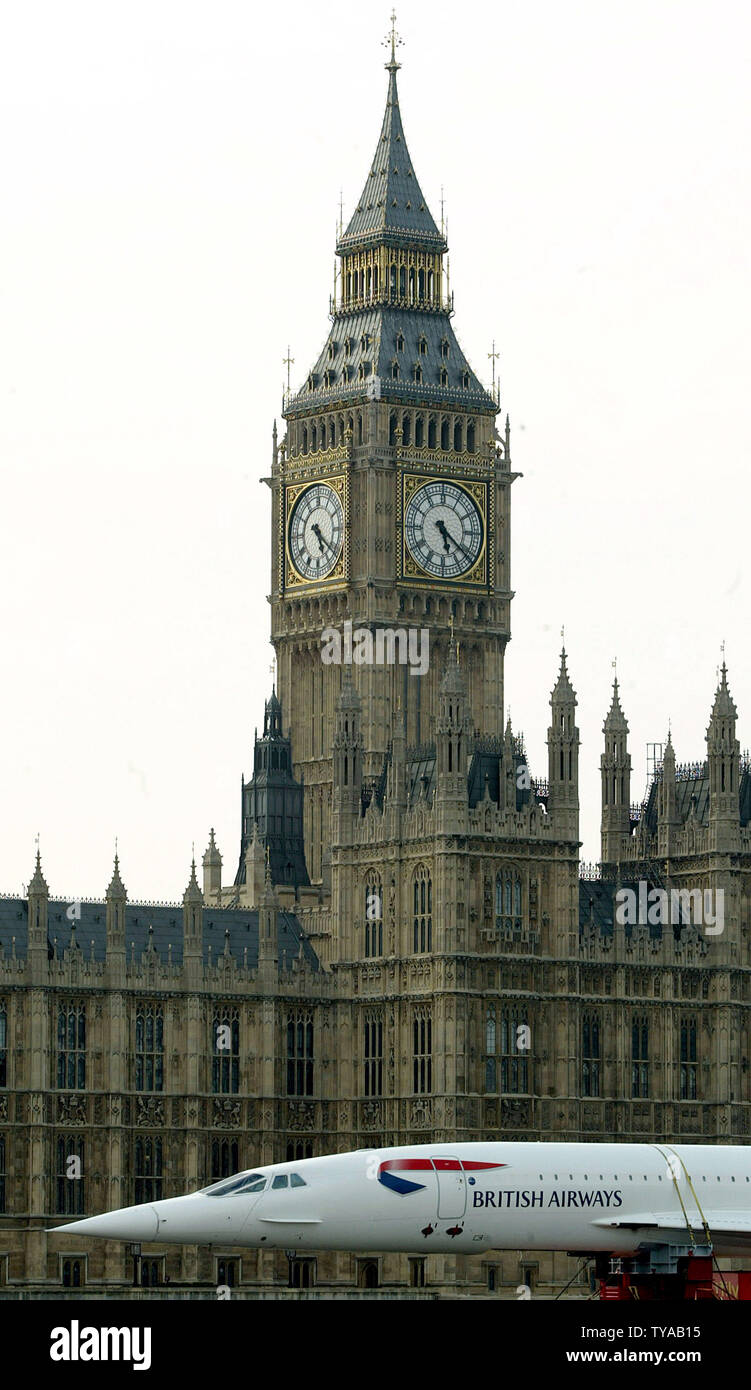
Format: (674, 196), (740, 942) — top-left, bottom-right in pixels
(105, 852), (127, 966)
(707, 661), (740, 851)
(658, 728), (680, 857)
(202, 828), (222, 903)
(600, 677), (631, 864)
(547, 646), (579, 840)
(182, 857), (203, 979)
(27, 848), (49, 974)
(258, 855), (279, 971)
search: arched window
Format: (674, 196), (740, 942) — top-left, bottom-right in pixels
(135, 1005), (164, 1092)
(328, 419), (335, 448)
(286, 1011), (314, 1097)
(428, 417), (437, 449)
(454, 420), (463, 452)
(412, 866), (432, 953)
(399, 265), (406, 297)
(56, 1136), (85, 1215)
(440, 419), (449, 450)
(485, 1006), (497, 1091)
(389, 413), (398, 445)
(211, 1137), (239, 1180)
(413, 1008), (432, 1092)
(467, 421), (475, 452)
(311, 425), (317, 451)
(364, 879), (383, 958)
(402, 414), (411, 446)
(302, 427), (308, 454)
(428, 269), (434, 300)
(363, 1010), (383, 1095)
(135, 1136), (163, 1204)
(415, 415), (424, 446)
(418, 267), (425, 299)
(409, 265), (415, 302)
(390, 263), (397, 296)
(632, 1016), (649, 1099)
(373, 263), (379, 293)
(513, 877), (522, 917)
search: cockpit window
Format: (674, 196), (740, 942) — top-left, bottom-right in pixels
(272, 1174), (288, 1190)
(290, 1173), (307, 1188)
(203, 1173), (267, 1197)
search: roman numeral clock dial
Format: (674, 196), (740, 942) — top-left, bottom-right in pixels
(404, 479), (485, 581)
(287, 482), (344, 584)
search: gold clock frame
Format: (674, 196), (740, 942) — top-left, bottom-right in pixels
(283, 474), (349, 591)
(398, 471), (492, 589)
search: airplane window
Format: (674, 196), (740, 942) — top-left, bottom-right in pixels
(203, 1173), (266, 1197)
(272, 1175), (289, 1190)
(290, 1174), (307, 1188)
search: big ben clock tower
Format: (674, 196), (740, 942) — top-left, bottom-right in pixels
(269, 26), (517, 882)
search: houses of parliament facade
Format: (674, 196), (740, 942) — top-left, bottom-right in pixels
(2, 41), (750, 1300)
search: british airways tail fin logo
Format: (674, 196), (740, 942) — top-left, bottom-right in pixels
(377, 1158), (507, 1196)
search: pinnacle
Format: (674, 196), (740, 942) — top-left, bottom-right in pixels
(603, 677), (628, 732)
(28, 847), (48, 894)
(552, 646), (577, 704)
(709, 660), (737, 723)
(439, 634), (466, 696)
(106, 850), (126, 899)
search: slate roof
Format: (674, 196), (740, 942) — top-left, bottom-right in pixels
(286, 307), (497, 416)
(338, 67), (445, 254)
(0, 898), (320, 973)
(639, 766), (751, 834)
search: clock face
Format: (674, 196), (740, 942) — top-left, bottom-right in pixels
(404, 479), (484, 579)
(288, 482), (344, 582)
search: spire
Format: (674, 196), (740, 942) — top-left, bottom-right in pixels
(337, 666), (362, 711)
(203, 827), (221, 867)
(439, 629), (466, 697)
(338, 40), (444, 253)
(709, 661), (737, 723)
(552, 645), (576, 703)
(183, 856), (203, 906)
(28, 847), (48, 895)
(106, 851), (126, 900)
(603, 677), (628, 732)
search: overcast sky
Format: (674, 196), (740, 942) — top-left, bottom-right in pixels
(1, 0), (749, 903)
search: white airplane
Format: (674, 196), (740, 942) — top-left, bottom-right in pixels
(52, 1141), (751, 1257)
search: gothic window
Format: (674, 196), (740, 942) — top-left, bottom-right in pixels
(390, 263), (397, 296)
(0, 1135), (4, 1214)
(485, 1005), (497, 1091)
(413, 363), (422, 384)
(441, 338), (449, 359)
(513, 877), (522, 918)
(287, 1011), (314, 1097)
(582, 1013), (601, 1098)
(211, 1138), (239, 1181)
(418, 335), (427, 355)
(364, 879), (383, 957)
(415, 415), (424, 446)
(344, 338), (351, 357)
(454, 419), (463, 451)
(409, 265), (415, 301)
(373, 264), (379, 293)
(56, 1135), (85, 1215)
(399, 265), (406, 297)
(0, 1003), (6, 1087)
(302, 427), (308, 454)
(462, 371), (470, 389)
(680, 1017), (697, 1100)
(364, 1012), (383, 1097)
(401, 413), (411, 446)
(135, 1136), (163, 1204)
(324, 369), (334, 387)
(396, 332), (405, 352)
(501, 1007), (529, 1093)
(418, 268), (425, 299)
(413, 1010), (432, 1094)
(311, 425), (317, 451)
(328, 342), (335, 360)
(467, 421), (475, 452)
(140, 1259), (163, 1287)
(286, 1140), (314, 1161)
(135, 1005), (164, 1093)
(391, 359), (400, 381)
(328, 419), (335, 447)
(428, 417), (437, 449)
(440, 418), (449, 448)
(412, 866), (432, 953)
(632, 1015), (649, 1098)
(212, 1009), (240, 1095)
(440, 368), (449, 389)
(56, 1003), (86, 1089)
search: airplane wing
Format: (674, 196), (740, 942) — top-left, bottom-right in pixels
(592, 1212), (751, 1242)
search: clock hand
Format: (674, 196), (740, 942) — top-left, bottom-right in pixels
(311, 522), (330, 552)
(435, 518), (453, 554)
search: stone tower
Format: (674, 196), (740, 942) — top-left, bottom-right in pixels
(268, 42), (516, 882)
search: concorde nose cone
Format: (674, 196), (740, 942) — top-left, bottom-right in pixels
(50, 1203), (160, 1241)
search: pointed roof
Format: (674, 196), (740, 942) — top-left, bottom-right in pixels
(337, 667), (362, 711)
(183, 857), (203, 907)
(338, 65), (445, 254)
(709, 662), (738, 723)
(203, 828), (222, 868)
(106, 852), (127, 899)
(439, 634), (466, 696)
(603, 678), (628, 732)
(551, 647), (577, 704)
(28, 848), (48, 895)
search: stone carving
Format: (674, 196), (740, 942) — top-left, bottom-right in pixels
(288, 1101), (315, 1131)
(136, 1096), (164, 1126)
(58, 1094), (87, 1125)
(410, 1098), (431, 1128)
(361, 1101), (382, 1130)
(212, 1097), (241, 1127)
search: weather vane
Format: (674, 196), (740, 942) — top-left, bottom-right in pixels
(383, 10), (403, 67)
